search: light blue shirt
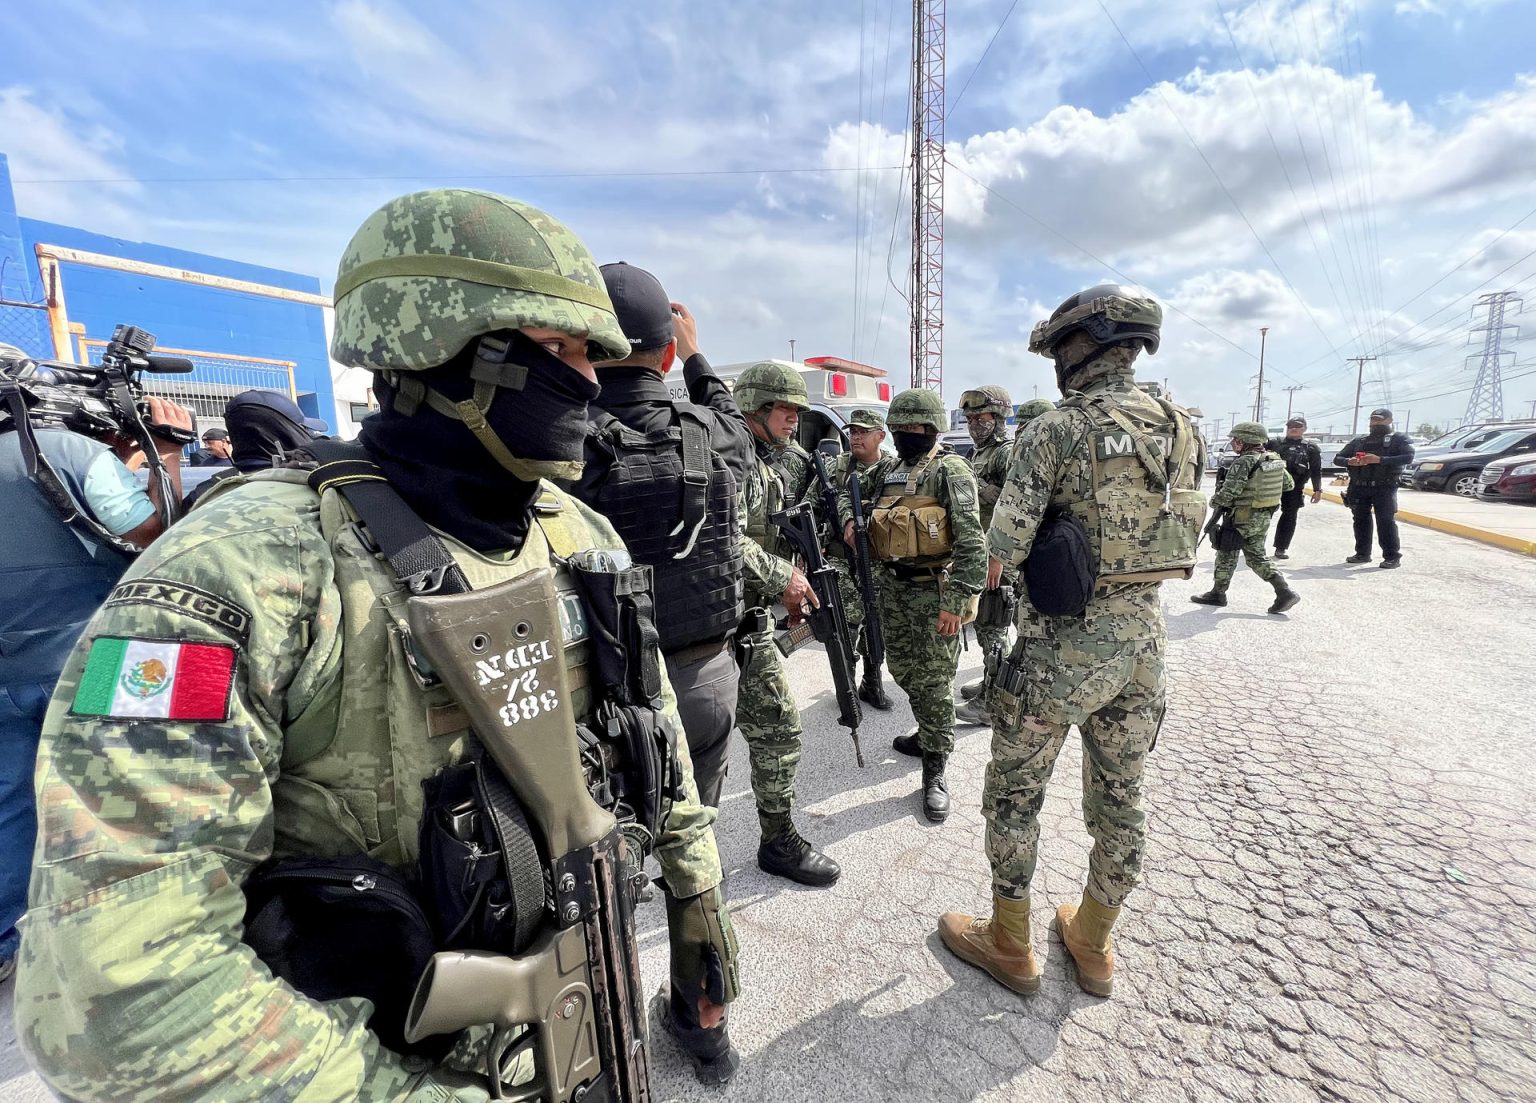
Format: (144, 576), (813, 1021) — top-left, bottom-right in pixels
(83, 451), (155, 535)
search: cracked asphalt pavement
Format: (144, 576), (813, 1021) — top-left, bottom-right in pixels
(4, 503), (1533, 1101)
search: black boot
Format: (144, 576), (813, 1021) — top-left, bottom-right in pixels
(922, 754), (950, 823)
(893, 727), (922, 757)
(1189, 590), (1227, 606)
(1267, 586), (1301, 615)
(757, 817), (841, 886)
(1273, 548), (1289, 560)
(1345, 553), (1371, 564)
(858, 659), (893, 710)
(655, 986), (740, 1085)
(958, 676), (986, 701)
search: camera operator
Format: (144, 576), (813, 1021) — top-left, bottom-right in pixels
(0, 344), (191, 984)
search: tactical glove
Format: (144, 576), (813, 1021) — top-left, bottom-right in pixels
(665, 883), (741, 1006)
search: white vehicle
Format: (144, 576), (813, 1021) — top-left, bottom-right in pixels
(708, 356), (894, 456)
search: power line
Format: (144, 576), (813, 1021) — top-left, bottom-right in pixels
(14, 165), (907, 185)
(947, 0), (1022, 121)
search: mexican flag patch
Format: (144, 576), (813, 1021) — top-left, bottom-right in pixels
(71, 638), (235, 721)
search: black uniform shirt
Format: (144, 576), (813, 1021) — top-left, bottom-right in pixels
(1266, 436), (1323, 493)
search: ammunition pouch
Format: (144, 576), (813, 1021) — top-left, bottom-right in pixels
(1215, 517), (1245, 552)
(734, 607), (770, 670)
(974, 582), (1017, 629)
(869, 494), (953, 561)
(987, 640), (1031, 732)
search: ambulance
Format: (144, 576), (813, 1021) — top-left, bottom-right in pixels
(704, 355), (894, 456)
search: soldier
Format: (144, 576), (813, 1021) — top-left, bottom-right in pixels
(954, 386), (1013, 728)
(841, 388), (984, 822)
(1191, 421), (1301, 614)
(937, 285), (1206, 998)
(1266, 416), (1323, 560)
(16, 190), (741, 1097)
(815, 407), (892, 710)
(733, 361), (840, 886)
(953, 396), (1056, 718)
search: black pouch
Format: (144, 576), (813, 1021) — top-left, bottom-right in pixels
(1023, 507), (1096, 617)
(1215, 519), (1245, 552)
(418, 756), (547, 957)
(241, 852), (451, 1059)
(975, 582), (1017, 628)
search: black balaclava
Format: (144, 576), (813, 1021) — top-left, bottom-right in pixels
(227, 406), (315, 474)
(1368, 421), (1390, 438)
(361, 330), (599, 552)
(892, 428), (936, 463)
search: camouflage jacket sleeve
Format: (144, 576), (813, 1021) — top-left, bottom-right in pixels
(1211, 453), (1256, 509)
(776, 442), (813, 505)
(989, 416), (1074, 568)
(972, 438), (1013, 531)
(739, 464), (792, 604)
(1283, 468), (1296, 493)
(934, 454), (985, 614)
(16, 489), (456, 1103)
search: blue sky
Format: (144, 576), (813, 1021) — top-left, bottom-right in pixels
(3, 0), (1535, 432)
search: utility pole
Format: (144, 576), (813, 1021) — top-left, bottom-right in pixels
(788, 338), (796, 361)
(1403, 408), (1412, 435)
(1229, 411), (1241, 431)
(1212, 418), (1225, 443)
(1465, 291), (1521, 423)
(1348, 356), (1377, 436)
(910, 0), (946, 391)
(1253, 326), (1269, 421)
(1528, 399), (1536, 418)
(1283, 384), (1304, 421)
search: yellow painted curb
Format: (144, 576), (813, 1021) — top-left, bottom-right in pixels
(1320, 490), (1536, 557)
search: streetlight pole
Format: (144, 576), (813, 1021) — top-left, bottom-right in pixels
(1253, 326), (1269, 421)
(788, 339), (796, 361)
(1284, 384), (1304, 421)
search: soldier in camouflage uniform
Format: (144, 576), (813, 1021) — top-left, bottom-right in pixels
(814, 408), (891, 709)
(839, 388), (984, 823)
(954, 397), (1058, 720)
(938, 285), (1206, 999)
(733, 361), (840, 886)
(954, 386), (1013, 727)
(16, 190), (742, 1098)
(1191, 421), (1300, 615)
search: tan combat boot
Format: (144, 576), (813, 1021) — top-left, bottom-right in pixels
(1056, 893), (1119, 997)
(937, 894), (1041, 994)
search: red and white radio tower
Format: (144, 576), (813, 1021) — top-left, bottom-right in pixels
(910, 0), (945, 392)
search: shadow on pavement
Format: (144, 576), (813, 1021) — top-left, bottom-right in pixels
(1282, 563), (1369, 579)
(1164, 610), (1272, 640)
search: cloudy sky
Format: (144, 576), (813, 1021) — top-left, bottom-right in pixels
(4, 0), (1535, 435)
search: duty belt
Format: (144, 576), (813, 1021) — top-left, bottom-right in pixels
(662, 635), (731, 667)
(883, 563), (947, 583)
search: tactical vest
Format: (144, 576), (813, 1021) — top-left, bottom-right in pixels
(1070, 394), (1206, 583)
(1348, 434), (1405, 489)
(869, 446), (956, 564)
(745, 450), (790, 558)
(202, 472), (605, 867)
(0, 428), (135, 686)
(1235, 452), (1286, 511)
(1273, 439), (1313, 479)
(588, 407), (743, 651)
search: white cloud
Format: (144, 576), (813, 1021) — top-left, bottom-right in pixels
(0, 87), (141, 232)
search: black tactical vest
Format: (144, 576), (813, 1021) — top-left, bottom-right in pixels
(590, 405), (744, 651)
(1272, 439), (1314, 480)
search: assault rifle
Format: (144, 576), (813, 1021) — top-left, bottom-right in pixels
(771, 501), (866, 767)
(812, 441), (885, 673)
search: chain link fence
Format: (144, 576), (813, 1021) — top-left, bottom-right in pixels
(0, 299), (49, 358)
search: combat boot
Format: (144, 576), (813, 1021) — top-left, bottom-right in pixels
(1267, 585), (1300, 615)
(1188, 590), (1227, 606)
(858, 659), (893, 711)
(1345, 553), (1371, 564)
(958, 676), (986, 701)
(654, 986), (740, 1085)
(921, 753), (950, 823)
(892, 727), (922, 757)
(954, 697), (991, 727)
(938, 894), (1041, 995)
(1055, 893), (1119, 997)
(757, 815), (840, 887)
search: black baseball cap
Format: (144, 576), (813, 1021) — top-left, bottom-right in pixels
(202, 427), (229, 441)
(600, 262), (674, 353)
(1370, 408), (1393, 420)
(1286, 416), (1306, 427)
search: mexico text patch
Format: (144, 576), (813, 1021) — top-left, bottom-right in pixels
(71, 637), (235, 722)
(104, 578), (252, 641)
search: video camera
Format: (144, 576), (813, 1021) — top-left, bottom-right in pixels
(0, 325), (198, 446)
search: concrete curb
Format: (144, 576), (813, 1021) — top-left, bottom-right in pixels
(1320, 488), (1536, 557)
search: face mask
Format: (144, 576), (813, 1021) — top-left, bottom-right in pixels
(361, 331), (599, 552)
(893, 429), (935, 463)
(968, 418), (997, 447)
(1368, 423), (1389, 437)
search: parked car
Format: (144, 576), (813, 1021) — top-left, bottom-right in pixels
(1476, 452), (1536, 503)
(1401, 419), (1536, 486)
(1408, 428), (1536, 496)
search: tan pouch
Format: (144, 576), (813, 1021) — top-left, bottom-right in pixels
(870, 495), (953, 560)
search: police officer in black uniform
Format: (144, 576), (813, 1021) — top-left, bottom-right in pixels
(566, 262), (755, 808)
(1333, 408), (1415, 569)
(1266, 416), (1323, 560)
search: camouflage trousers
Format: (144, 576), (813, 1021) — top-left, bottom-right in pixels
(983, 632), (1165, 908)
(876, 572), (959, 756)
(1213, 508), (1284, 592)
(735, 612), (804, 832)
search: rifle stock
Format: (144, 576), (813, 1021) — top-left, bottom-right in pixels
(403, 569), (651, 1102)
(770, 502), (866, 766)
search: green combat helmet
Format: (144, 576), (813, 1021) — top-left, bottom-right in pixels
(329, 188), (628, 481)
(886, 387), (948, 431)
(958, 385), (1012, 419)
(1016, 398), (1056, 423)
(1231, 421), (1268, 445)
(733, 361), (810, 416)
